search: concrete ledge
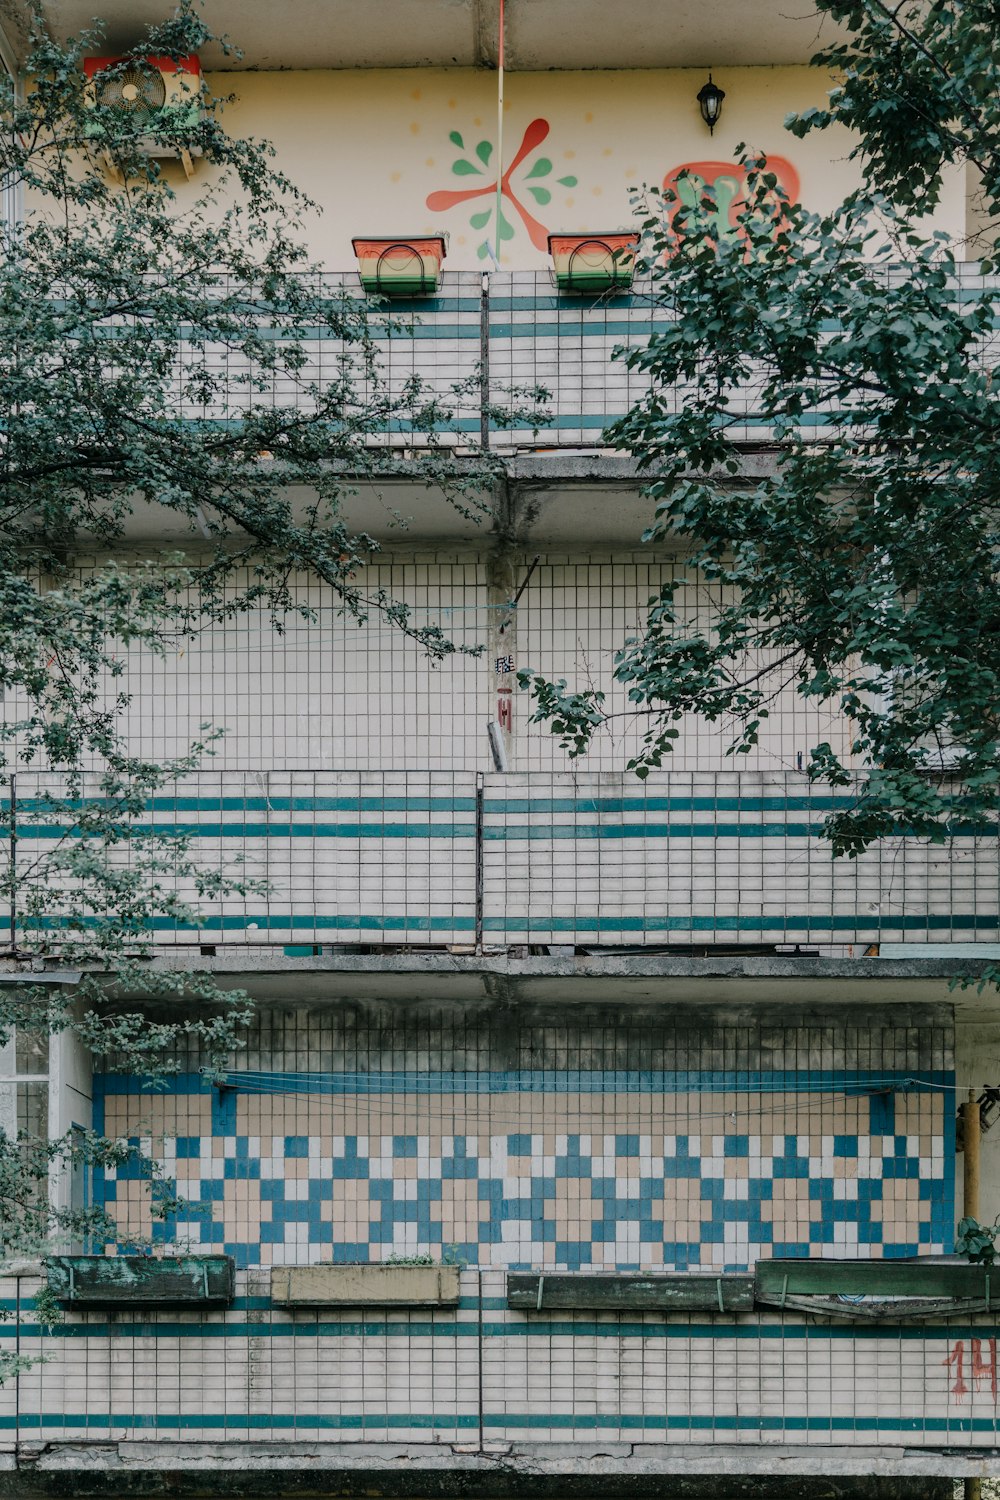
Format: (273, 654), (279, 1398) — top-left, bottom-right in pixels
(102, 951), (998, 1013)
(0, 1441), (975, 1497)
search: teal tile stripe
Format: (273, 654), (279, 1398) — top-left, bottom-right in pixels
(3, 1318), (994, 1342)
(3, 1411), (998, 1434)
(12, 793), (851, 814)
(5, 911), (998, 935)
(7, 790), (994, 841)
(7, 820), (994, 840)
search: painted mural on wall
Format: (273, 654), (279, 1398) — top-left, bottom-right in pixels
(663, 156), (801, 247)
(423, 118), (800, 262)
(426, 117), (578, 259)
(213, 69), (964, 270)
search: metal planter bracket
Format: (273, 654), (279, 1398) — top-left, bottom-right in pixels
(755, 1292), (1000, 1323)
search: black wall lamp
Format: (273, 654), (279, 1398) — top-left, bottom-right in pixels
(697, 74), (725, 134)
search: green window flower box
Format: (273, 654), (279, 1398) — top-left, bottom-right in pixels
(755, 1260), (995, 1320)
(351, 235), (448, 296)
(547, 232), (639, 294)
(755, 1257), (996, 1308)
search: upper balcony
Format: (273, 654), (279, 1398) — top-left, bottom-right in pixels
(120, 263), (996, 548)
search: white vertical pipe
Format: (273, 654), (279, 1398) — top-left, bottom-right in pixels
(494, 0), (505, 267)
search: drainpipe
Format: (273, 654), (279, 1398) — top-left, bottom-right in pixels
(961, 1088), (982, 1500)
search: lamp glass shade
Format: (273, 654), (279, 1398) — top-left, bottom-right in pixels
(697, 77), (725, 131)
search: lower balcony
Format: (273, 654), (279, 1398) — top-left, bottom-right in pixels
(5, 769), (997, 953)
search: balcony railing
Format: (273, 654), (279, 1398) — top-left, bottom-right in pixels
(6, 769), (998, 951)
(173, 265), (1000, 452)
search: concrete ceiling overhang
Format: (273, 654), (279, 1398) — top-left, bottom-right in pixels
(18, 0), (844, 72)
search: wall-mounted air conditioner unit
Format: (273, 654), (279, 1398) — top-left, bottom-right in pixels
(83, 55), (203, 177)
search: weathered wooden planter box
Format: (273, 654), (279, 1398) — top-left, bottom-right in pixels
(755, 1257), (994, 1303)
(47, 1255), (235, 1309)
(506, 1272), (755, 1313)
(271, 1263), (461, 1307)
(754, 1257), (997, 1318)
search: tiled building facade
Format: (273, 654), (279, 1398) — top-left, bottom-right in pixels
(95, 1008), (955, 1271)
(0, 3), (998, 1497)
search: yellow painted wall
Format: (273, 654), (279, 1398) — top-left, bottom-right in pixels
(181, 65), (965, 271)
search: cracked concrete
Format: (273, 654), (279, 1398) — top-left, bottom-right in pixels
(0, 1440), (974, 1496)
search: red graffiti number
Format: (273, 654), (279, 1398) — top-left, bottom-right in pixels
(945, 1340), (968, 1398)
(945, 1339), (998, 1401)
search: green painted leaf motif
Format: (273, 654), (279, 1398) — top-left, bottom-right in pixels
(672, 175), (703, 212)
(449, 130), (464, 148)
(498, 209), (514, 241)
(470, 209), (491, 229)
(476, 239), (491, 260)
(557, 175), (577, 187)
(711, 174), (743, 236)
(527, 186), (551, 205)
(452, 159), (482, 176)
(476, 140), (493, 165)
(524, 157), (552, 180)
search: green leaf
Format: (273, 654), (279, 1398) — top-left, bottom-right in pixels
(476, 139), (493, 165)
(524, 157), (552, 179)
(449, 130), (464, 148)
(452, 158), (481, 176)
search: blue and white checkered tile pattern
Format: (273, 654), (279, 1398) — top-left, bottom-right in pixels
(96, 1116), (952, 1271)
(92, 1006), (955, 1272)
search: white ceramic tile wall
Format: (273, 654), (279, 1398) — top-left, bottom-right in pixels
(56, 553), (857, 777)
(516, 557), (858, 773)
(4, 1269), (997, 1448)
(9, 767), (998, 947)
(106, 558), (490, 771)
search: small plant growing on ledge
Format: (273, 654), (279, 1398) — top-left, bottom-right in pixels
(383, 1243), (467, 1268)
(956, 1216), (1000, 1264)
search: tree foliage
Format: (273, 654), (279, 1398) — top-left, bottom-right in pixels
(0, 3), (538, 1304)
(522, 0), (1000, 857)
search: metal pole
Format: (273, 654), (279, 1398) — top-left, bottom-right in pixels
(965, 1087), (981, 1222)
(480, 271), (490, 450)
(494, 0), (505, 268)
(474, 771), (484, 954)
(8, 774), (15, 955)
(963, 1088), (982, 1500)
